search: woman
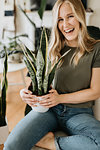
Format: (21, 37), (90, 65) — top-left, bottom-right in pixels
(4, 0), (100, 150)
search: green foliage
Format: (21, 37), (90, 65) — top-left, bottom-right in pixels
(19, 0), (47, 27)
(38, 0), (47, 19)
(0, 34), (28, 58)
(20, 28), (71, 96)
(0, 47), (8, 126)
(18, 5), (36, 28)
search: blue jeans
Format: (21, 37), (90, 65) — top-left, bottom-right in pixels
(4, 104), (100, 150)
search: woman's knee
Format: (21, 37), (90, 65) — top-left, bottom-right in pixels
(4, 135), (23, 150)
(4, 140), (15, 150)
(67, 113), (100, 147)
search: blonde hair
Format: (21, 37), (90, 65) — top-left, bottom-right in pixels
(49, 0), (99, 66)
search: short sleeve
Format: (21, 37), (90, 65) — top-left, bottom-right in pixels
(92, 42), (100, 68)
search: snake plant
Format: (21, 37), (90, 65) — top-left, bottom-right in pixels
(20, 28), (71, 96)
(0, 47), (8, 126)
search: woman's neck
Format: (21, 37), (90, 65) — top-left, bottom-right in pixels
(66, 40), (78, 48)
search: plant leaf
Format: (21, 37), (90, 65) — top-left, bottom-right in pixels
(36, 49), (44, 95)
(43, 75), (49, 94)
(20, 43), (36, 73)
(40, 28), (47, 61)
(22, 44), (36, 69)
(2, 47), (8, 91)
(24, 59), (37, 93)
(18, 5), (36, 28)
(40, 28), (48, 80)
(25, 46), (36, 68)
(0, 47), (8, 126)
(38, 0), (47, 20)
(8, 34), (29, 40)
(43, 58), (51, 93)
(48, 49), (71, 89)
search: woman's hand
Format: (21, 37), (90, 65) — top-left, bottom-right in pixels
(39, 89), (61, 108)
(20, 88), (38, 107)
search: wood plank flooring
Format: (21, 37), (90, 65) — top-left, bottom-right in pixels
(6, 68), (31, 132)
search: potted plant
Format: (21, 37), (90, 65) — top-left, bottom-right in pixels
(20, 28), (71, 113)
(0, 34), (28, 63)
(19, 1), (71, 113)
(0, 47), (9, 147)
(18, 0), (50, 114)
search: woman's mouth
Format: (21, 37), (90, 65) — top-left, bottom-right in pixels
(64, 28), (74, 33)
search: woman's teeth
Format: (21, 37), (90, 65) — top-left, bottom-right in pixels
(65, 28), (74, 33)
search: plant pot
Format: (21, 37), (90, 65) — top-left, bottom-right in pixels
(32, 97), (49, 113)
(0, 125), (9, 144)
(8, 53), (24, 63)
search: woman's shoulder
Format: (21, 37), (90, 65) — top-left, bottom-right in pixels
(91, 41), (100, 55)
(92, 41), (100, 68)
(93, 41), (100, 50)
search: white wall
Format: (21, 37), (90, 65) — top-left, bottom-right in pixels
(88, 0), (100, 27)
(0, 0), (100, 42)
(0, 0), (4, 40)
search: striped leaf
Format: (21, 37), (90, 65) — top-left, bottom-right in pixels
(0, 47), (8, 126)
(24, 45), (36, 69)
(43, 58), (51, 93)
(48, 49), (71, 89)
(24, 59), (37, 93)
(20, 43), (36, 74)
(43, 75), (49, 94)
(40, 28), (48, 80)
(36, 49), (44, 95)
(40, 28), (47, 62)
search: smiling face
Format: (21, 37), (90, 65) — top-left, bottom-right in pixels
(58, 2), (80, 47)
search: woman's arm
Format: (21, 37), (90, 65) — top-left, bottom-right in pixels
(39, 68), (100, 107)
(60, 68), (100, 104)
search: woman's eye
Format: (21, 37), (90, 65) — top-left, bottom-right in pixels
(68, 15), (74, 18)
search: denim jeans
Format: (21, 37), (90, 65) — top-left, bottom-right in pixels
(4, 104), (100, 150)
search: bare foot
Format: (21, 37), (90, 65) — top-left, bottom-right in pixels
(35, 132), (56, 150)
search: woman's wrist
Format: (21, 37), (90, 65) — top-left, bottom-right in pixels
(58, 94), (67, 104)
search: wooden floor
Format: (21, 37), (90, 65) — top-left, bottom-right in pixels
(6, 68), (31, 132)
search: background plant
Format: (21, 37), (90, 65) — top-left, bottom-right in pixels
(18, 0), (51, 52)
(0, 47), (8, 126)
(0, 34), (28, 59)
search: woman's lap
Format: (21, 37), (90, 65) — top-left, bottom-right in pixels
(4, 104), (100, 150)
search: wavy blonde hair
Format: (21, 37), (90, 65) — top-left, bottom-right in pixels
(49, 0), (98, 66)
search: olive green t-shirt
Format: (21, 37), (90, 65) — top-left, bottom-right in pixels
(53, 42), (100, 108)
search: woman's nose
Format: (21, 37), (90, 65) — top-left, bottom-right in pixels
(63, 19), (69, 28)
